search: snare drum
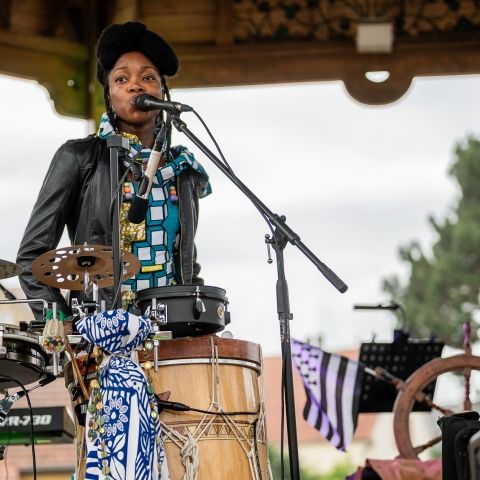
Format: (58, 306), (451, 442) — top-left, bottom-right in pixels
(136, 285), (230, 337)
(0, 323), (48, 388)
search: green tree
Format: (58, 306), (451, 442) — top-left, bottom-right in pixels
(382, 135), (480, 346)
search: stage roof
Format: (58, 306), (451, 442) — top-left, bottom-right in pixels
(0, 0), (479, 119)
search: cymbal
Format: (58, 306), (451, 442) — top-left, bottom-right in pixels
(0, 259), (23, 279)
(32, 244), (140, 291)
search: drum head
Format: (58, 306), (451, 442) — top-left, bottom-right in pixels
(0, 334), (49, 388)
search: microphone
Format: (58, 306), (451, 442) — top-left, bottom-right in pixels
(135, 94), (192, 114)
(353, 303), (400, 311)
(127, 122), (169, 224)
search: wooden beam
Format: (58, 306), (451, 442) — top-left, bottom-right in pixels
(0, 30), (88, 117)
(170, 38), (480, 105)
(42, 0), (65, 37)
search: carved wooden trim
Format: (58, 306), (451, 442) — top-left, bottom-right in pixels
(0, 30), (88, 117)
(215, 0), (234, 45)
(0, 0), (11, 30)
(171, 38), (480, 105)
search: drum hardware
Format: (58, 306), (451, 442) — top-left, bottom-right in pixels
(0, 259), (23, 280)
(0, 298), (50, 388)
(0, 373), (55, 426)
(144, 325), (173, 372)
(0, 298), (49, 321)
(193, 286), (206, 319)
(143, 299), (172, 371)
(71, 292), (104, 320)
(0, 325), (6, 358)
(67, 335), (87, 347)
(145, 299), (168, 324)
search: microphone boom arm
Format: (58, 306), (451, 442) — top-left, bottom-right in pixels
(167, 111), (348, 480)
(170, 115), (347, 293)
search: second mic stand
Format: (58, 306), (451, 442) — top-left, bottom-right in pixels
(107, 135), (130, 310)
(169, 113), (348, 480)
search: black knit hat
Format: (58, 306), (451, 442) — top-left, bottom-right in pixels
(96, 21), (179, 87)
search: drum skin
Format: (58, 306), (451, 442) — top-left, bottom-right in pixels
(65, 336), (271, 480)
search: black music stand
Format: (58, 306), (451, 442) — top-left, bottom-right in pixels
(358, 330), (444, 412)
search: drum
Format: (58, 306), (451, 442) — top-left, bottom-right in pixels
(65, 336), (272, 480)
(0, 323), (48, 388)
(139, 336), (272, 480)
(136, 285), (231, 338)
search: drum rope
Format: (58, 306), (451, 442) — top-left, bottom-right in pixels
(220, 411), (261, 480)
(180, 430), (200, 480)
(158, 338), (265, 480)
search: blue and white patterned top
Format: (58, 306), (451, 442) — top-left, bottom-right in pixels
(97, 113), (211, 292)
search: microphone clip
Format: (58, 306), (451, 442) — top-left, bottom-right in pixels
(130, 161), (144, 182)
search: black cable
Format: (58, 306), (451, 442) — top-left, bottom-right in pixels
(155, 398), (258, 417)
(0, 375), (36, 480)
(190, 108), (274, 233)
(192, 109), (234, 172)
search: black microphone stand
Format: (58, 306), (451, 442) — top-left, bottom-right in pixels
(107, 135), (130, 310)
(169, 113), (348, 479)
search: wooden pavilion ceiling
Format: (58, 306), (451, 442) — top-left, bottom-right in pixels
(0, 0), (478, 119)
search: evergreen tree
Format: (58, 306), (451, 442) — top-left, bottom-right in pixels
(382, 135), (480, 346)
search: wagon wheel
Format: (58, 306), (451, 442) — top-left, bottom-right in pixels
(393, 353), (480, 459)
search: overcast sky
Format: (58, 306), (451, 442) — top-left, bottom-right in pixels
(1, 73), (479, 356)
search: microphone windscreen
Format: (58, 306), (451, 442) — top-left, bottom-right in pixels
(128, 196), (149, 224)
(135, 94), (157, 112)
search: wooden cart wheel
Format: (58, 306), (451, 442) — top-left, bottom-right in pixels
(393, 353), (480, 459)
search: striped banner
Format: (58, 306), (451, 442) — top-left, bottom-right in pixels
(291, 338), (364, 451)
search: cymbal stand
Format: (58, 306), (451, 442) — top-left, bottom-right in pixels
(69, 279), (105, 345)
(107, 135), (130, 310)
(0, 298), (48, 318)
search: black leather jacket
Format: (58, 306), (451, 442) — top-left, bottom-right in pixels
(17, 134), (206, 320)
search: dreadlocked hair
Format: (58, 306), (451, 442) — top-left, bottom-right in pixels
(104, 88), (118, 131)
(162, 77), (173, 156)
